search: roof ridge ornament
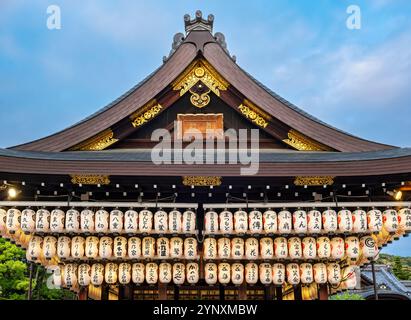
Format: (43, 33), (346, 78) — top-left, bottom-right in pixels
(184, 10), (214, 35)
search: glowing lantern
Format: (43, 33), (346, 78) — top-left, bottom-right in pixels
(0, 208), (7, 236)
(109, 209), (124, 233)
(360, 236), (378, 260)
(169, 210), (182, 233)
(118, 263), (131, 285)
(286, 263), (300, 285)
(182, 210), (196, 233)
(78, 264), (91, 287)
(80, 209), (95, 233)
(139, 209), (153, 233)
(91, 263), (104, 286)
(203, 238), (217, 260)
(27, 235), (43, 261)
(337, 209), (353, 233)
(132, 263), (145, 285)
(170, 237), (183, 259)
(173, 263), (185, 285)
(154, 210), (168, 233)
(234, 210), (248, 233)
(95, 209), (109, 233)
(34, 209), (50, 233)
(184, 237), (198, 260)
(288, 237), (302, 260)
(302, 237), (317, 260)
(317, 237), (331, 259)
(278, 210), (292, 234)
(6, 208), (21, 234)
(330, 237), (345, 260)
(124, 209), (138, 233)
(205, 263), (218, 285)
(300, 263), (313, 284)
(260, 237), (274, 260)
(322, 209), (337, 233)
(272, 263), (286, 285)
(352, 209), (367, 233)
(274, 237), (288, 259)
(52, 266), (62, 287)
(231, 238), (244, 259)
(63, 264), (77, 287)
(218, 263), (231, 285)
(57, 236), (71, 259)
(43, 236), (57, 260)
(327, 263), (341, 285)
(313, 263), (327, 284)
(186, 262), (199, 284)
(245, 263), (258, 285)
(219, 210), (234, 233)
(367, 209), (383, 232)
(50, 209), (65, 233)
(307, 210), (322, 234)
(293, 210), (307, 234)
(65, 209), (80, 233)
(345, 236), (360, 261)
(99, 236), (113, 259)
(398, 208), (411, 232)
(218, 237), (231, 259)
(128, 237), (141, 259)
(245, 238), (259, 260)
(263, 210), (277, 233)
(342, 266), (358, 289)
(259, 263), (272, 285)
(204, 211), (219, 233)
(142, 237), (155, 259)
(159, 262), (172, 284)
(71, 236), (85, 259)
(249, 210), (263, 233)
(85, 236), (99, 259)
(382, 209), (399, 233)
(157, 237), (170, 259)
(231, 263), (244, 285)
(105, 263), (118, 284)
(21, 209), (36, 234)
(113, 236), (127, 259)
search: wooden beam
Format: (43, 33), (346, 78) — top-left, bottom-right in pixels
(318, 284), (329, 301)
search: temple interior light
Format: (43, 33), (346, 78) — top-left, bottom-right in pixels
(8, 187), (18, 199)
(387, 190), (403, 201)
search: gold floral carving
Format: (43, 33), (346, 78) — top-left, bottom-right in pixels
(130, 100), (163, 128)
(189, 88), (211, 108)
(283, 130), (330, 151)
(182, 176), (222, 187)
(70, 129), (119, 151)
(238, 100), (269, 128)
(294, 176), (335, 186)
(70, 175), (111, 185)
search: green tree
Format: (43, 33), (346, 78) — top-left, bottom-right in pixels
(329, 293), (365, 300)
(392, 256), (411, 280)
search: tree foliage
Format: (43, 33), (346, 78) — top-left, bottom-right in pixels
(329, 293), (365, 300)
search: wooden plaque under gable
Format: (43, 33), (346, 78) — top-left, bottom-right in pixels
(176, 114), (224, 139)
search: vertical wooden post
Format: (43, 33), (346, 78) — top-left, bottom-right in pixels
(293, 285), (302, 300)
(264, 285), (275, 301)
(219, 285), (225, 301)
(158, 283), (168, 300)
(318, 284), (329, 301)
(101, 284), (109, 300)
(371, 261), (379, 300)
(78, 286), (88, 300)
(27, 263), (34, 300)
(238, 282), (248, 300)
(125, 284), (134, 300)
(275, 286), (283, 301)
(174, 285), (180, 301)
(118, 285), (126, 300)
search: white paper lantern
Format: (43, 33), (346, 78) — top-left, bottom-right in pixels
(203, 238), (217, 260)
(52, 266), (62, 287)
(302, 237), (317, 260)
(398, 208), (411, 232)
(27, 235), (43, 261)
(43, 236), (57, 260)
(205, 263), (218, 285)
(313, 263), (327, 284)
(330, 237), (345, 260)
(322, 209), (338, 233)
(57, 236), (71, 259)
(360, 236), (378, 259)
(218, 263), (231, 285)
(182, 210), (196, 233)
(307, 210), (322, 234)
(159, 262), (172, 284)
(293, 210), (307, 233)
(262, 210), (277, 233)
(71, 236), (85, 259)
(231, 238), (244, 259)
(85, 236), (99, 259)
(170, 237), (183, 259)
(35, 209), (50, 233)
(204, 211), (219, 233)
(95, 209), (109, 233)
(383, 209), (399, 233)
(173, 263), (185, 285)
(99, 236), (113, 259)
(156, 237), (170, 259)
(288, 237), (302, 260)
(234, 210), (248, 233)
(317, 236), (331, 259)
(184, 237), (198, 260)
(109, 209), (124, 233)
(259, 263), (273, 285)
(132, 263), (145, 284)
(345, 236), (360, 261)
(169, 210), (182, 233)
(105, 262), (118, 284)
(142, 237), (155, 259)
(274, 237), (288, 259)
(260, 237), (274, 260)
(278, 210), (292, 234)
(249, 210), (263, 233)
(337, 209), (353, 233)
(154, 210), (168, 233)
(128, 237), (141, 259)
(146, 263), (159, 284)
(0, 208), (7, 236)
(242, 262), (256, 285)
(272, 263), (286, 285)
(218, 237), (231, 259)
(78, 264), (91, 287)
(343, 266), (358, 289)
(300, 263), (313, 284)
(5, 208), (21, 234)
(65, 209), (80, 233)
(91, 263), (104, 286)
(139, 210), (153, 233)
(63, 264), (77, 287)
(245, 238), (259, 260)
(186, 262), (199, 284)
(219, 210), (234, 233)
(113, 236), (127, 259)
(21, 209), (36, 234)
(118, 263), (131, 285)
(80, 209), (95, 233)
(367, 209), (383, 232)
(50, 209), (65, 233)
(231, 263), (244, 285)
(124, 210), (138, 233)
(352, 209), (367, 233)
(327, 263), (341, 285)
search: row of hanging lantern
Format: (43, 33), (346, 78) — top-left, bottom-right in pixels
(0, 208), (197, 235)
(204, 208), (411, 234)
(203, 236), (378, 262)
(26, 236), (199, 262)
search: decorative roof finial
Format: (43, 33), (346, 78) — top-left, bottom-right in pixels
(184, 10), (214, 35)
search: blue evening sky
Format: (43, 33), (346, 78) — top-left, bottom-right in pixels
(0, 1), (410, 255)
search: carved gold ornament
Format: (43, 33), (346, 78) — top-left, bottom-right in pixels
(70, 175), (111, 185)
(130, 100), (163, 128)
(182, 176), (222, 187)
(294, 176), (335, 186)
(189, 88), (211, 108)
(238, 100), (269, 128)
(283, 130), (330, 151)
(70, 129), (119, 151)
